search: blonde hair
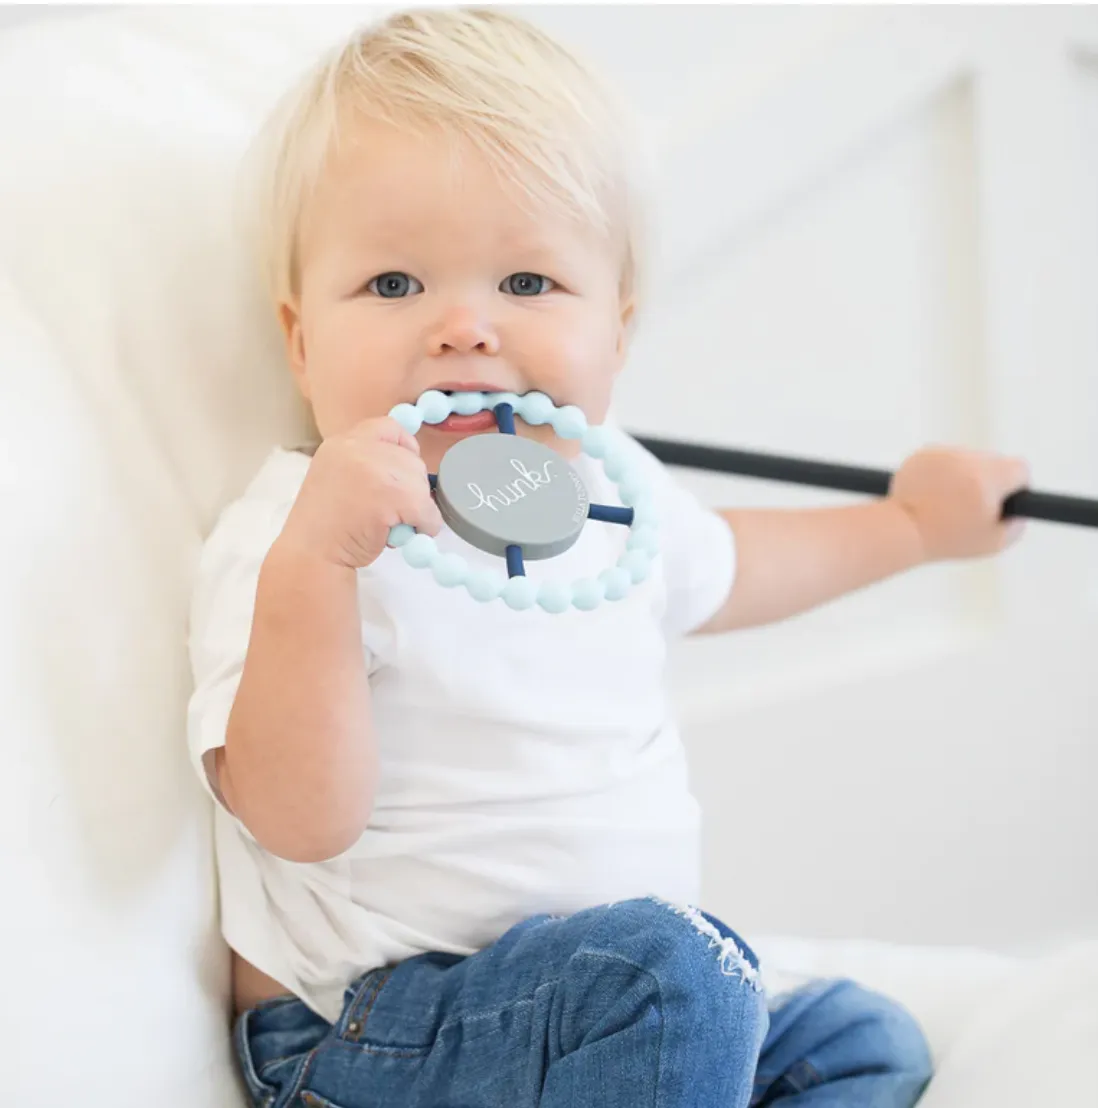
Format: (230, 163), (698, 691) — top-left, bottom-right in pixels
(239, 6), (648, 317)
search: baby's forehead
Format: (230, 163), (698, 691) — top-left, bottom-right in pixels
(304, 118), (600, 253)
(318, 116), (535, 208)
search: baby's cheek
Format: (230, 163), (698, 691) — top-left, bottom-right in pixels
(542, 321), (620, 411)
(308, 356), (393, 437)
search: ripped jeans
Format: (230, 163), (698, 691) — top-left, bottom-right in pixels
(234, 898), (934, 1108)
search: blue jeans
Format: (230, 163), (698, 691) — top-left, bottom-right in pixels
(234, 898), (933, 1107)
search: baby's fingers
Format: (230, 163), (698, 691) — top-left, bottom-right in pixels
(999, 456), (1031, 496)
(388, 456), (443, 537)
(407, 490), (445, 538)
(978, 454), (1030, 516)
(357, 415), (421, 456)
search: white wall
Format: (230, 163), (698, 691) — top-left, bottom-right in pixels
(4, 3), (1095, 954)
(0, 4), (106, 30)
(516, 6), (1098, 953)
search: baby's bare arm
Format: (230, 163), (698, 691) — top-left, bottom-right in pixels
(217, 540), (377, 863)
(696, 447), (1029, 634)
(213, 417), (443, 863)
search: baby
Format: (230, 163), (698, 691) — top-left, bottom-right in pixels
(187, 8), (1029, 1107)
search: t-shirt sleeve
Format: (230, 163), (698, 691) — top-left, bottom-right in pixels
(616, 433), (737, 638)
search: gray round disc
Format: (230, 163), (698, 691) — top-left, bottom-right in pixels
(435, 434), (589, 559)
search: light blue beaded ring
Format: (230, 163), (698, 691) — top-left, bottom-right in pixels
(385, 390), (659, 613)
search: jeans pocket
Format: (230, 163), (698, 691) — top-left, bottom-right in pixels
(234, 997), (332, 1108)
(233, 1008), (281, 1108)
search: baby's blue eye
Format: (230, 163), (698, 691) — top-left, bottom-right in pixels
(368, 272), (423, 298)
(502, 272), (554, 296)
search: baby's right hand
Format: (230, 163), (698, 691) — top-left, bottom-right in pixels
(280, 418), (444, 570)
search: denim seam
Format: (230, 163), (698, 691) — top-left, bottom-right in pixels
(326, 1037), (435, 1059)
(408, 960), (662, 1108)
(257, 1039), (348, 1079)
(256, 1053), (309, 1078)
(328, 993), (545, 1053)
(277, 1046), (321, 1108)
(437, 992), (541, 1030)
(572, 948), (662, 980)
(303, 958), (667, 1106)
(339, 969), (392, 1042)
(233, 1009), (278, 1106)
(425, 955), (652, 1029)
(268, 991), (375, 1108)
(558, 952), (662, 1108)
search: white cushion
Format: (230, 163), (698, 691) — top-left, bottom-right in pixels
(918, 940), (1098, 1108)
(0, 7), (376, 1106)
(0, 271), (240, 1102)
(756, 935), (1098, 1107)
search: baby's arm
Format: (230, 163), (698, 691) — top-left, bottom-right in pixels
(696, 446), (1030, 634)
(211, 417), (442, 863)
(217, 543), (377, 863)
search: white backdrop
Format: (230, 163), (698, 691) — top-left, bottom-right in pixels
(2, 2), (1095, 953)
(514, 5), (1098, 954)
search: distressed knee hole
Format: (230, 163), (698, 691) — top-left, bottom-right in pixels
(645, 897), (762, 993)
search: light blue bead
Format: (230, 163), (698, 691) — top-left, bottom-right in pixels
(389, 403), (423, 435)
(627, 525), (660, 556)
(388, 523), (416, 548)
(451, 391), (485, 416)
(402, 534), (437, 569)
(618, 549), (651, 584)
(581, 425), (613, 459)
(602, 452), (628, 482)
(432, 553), (468, 588)
(571, 577), (605, 611)
(416, 389), (452, 424)
(618, 477), (646, 507)
(632, 496), (659, 526)
(599, 566), (632, 601)
(552, 405), (588, 439)
(517, 391), (555, 426)
(487, 392), (521, 413)
(465, 570), (503, 603)
(537, 580), (572, 614)
(502, 576), (537, 610)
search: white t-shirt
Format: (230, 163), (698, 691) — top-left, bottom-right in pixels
(187, 429), (736, 1023)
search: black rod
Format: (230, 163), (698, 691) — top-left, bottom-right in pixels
(631, 435), (1098, 531)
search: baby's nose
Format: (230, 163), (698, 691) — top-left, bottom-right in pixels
(429, 306), (500, 356)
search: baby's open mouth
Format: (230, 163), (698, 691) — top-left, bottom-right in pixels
(432, 408), (500, 433)
(411, 388), (525, 434)
(393, 390), (584, 442)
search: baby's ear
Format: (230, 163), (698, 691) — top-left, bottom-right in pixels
(277, 299), (310, 399)
(615, 296), (637, 362)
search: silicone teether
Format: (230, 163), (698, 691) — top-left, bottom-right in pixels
(386, 391), (659, 613)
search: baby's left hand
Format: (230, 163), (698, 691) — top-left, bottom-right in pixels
(889, 447), (1031, 562)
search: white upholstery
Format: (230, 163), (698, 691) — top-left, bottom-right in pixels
(0, 7), (1092, 1105)
(756, 935), (1098, 1104)
(0, 8), (368, 1105)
